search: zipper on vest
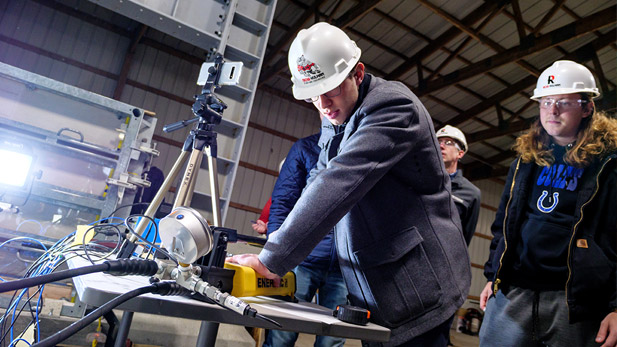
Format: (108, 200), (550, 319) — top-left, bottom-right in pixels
(494, 158), (521, 295)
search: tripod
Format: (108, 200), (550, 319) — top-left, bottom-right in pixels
(128, 54), (229, 244)
(114, 54), (235, 347)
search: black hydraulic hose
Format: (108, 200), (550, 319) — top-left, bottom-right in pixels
(0, 259), (159, 293)
(32, 281), (188, 347)
(235, 234), (266, 246)
(256, 313), (282, 328)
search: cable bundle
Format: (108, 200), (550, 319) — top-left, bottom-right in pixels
(0, 214), (132, 347)
(0, 204), (279, 347)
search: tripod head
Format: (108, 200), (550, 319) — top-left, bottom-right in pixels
(192, 54), (226, 128)
(119, 56), (243, 258)
(163, 53), (242, 133)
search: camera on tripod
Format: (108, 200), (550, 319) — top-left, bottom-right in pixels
(163, 54), (243, 133)
(197, 59), (242, 87)
(191, 54), (243, 127)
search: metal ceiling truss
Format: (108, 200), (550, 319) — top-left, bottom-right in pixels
(260, 0), (616, 180)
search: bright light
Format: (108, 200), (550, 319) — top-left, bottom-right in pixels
(0, 149), (33, 187)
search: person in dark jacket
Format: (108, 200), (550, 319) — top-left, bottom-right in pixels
(479, 60), (617, 347)
(229, 22), (470, 346)
(264, 132), (347, 347)
(251, 159), (285, 235)
(435, 125), (480, 346)
(436, 125), (481, 246)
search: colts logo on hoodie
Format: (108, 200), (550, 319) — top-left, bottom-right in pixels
(536, 164), (583, 213)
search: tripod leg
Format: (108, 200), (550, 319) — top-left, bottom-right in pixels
(205, 147), (222, 227)
(130, 150), (190, 241)
(186, 150), (204, 207)
(174, 148), (204, 208)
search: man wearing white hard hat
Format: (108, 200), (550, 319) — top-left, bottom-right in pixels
(264, 123), (348, 347)
(480, 60), (617, 346)
(229, 22), (471, 346)
(436, 125), (481, 246)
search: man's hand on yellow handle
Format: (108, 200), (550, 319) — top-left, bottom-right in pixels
(225, 253), (280, 286)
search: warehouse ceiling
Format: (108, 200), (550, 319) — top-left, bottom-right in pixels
(259, 0), (617, 181)
(34, 0), (617, 181)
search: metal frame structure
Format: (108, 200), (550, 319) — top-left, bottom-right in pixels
(88, 0), (277, 224)
(0, 62), (158, 224)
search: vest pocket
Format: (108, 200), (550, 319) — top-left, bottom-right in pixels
(353, 226), (442, 326)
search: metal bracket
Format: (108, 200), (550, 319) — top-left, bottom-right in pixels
(135, 144), (160, 157)
(60, 297), (87, 318)
(107, 173), (152, 190)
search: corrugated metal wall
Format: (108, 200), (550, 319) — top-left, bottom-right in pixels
(466, 178), (504, 302)
(0, 2), (128, 93)
(0, 0), (507, 302)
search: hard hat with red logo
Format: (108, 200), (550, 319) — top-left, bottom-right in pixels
(531, 60), (600, 100)
(288, 22), (361, 101)
(436, 125), (468, 153)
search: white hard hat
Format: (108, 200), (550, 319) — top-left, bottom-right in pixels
(288, 22), (361, 100)
(531, 60), (600, 100)
(436, 125), (468, 153)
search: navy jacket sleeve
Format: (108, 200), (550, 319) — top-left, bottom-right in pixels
(267, 135), (319, 236)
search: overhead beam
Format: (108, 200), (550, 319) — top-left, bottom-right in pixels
(271, 1), (526, 131)
(326, 0), (345, 22)
(531, 0), (565, 36)
(557, 0), (617, 52)
(591, 50), (610, 96)
(443, 30), (616, 127)
(369, 5), (534, 128)
(418, 5), (616, 95)
(467, 118), (535, 144)
(113, 24), (148, 100)
(443, 32), (615, 177)
(510, 0), (527, 42)
(427, 5), (503, 80)
(385, 0), (508, 80)
(334, 0), (383, 29)
(446, 76), (537, 126)
(333, 10), (530, 148)
(501, 1), (616, 91)
(417, 0), (541, 78)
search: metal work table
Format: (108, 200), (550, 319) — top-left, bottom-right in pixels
(67, 257), (390, 346)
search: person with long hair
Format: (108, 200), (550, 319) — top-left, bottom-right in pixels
(479, 60), (617, 346)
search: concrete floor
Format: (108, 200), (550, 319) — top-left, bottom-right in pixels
(106, 313), (481, 347)
(294, 330), (480, 347)
(449, 331), (481, 347)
